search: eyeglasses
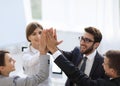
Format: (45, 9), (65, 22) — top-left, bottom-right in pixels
(78, 36), (94, 43)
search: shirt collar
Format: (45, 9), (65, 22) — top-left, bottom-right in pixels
(84, 50), (97, 61)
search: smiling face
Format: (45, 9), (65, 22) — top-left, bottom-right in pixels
(0, 53), (15, 76)
(80, 32), (99, 55)
(79, 27), (102, 56)
(26, 22), (43, 49)
(28, 28), (42, 48)
(102, 57), (111, 77)
(102, 50), (120, 79)
(102, 57), (116, 78)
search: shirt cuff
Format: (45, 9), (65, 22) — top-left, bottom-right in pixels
(52, 50), (62, 60)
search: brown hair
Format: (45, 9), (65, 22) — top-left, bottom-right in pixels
(0, 50), (9, 75)
(26, 22), (43, 42)
(105, 50), (120, 76)
(84, 27), (102, 43)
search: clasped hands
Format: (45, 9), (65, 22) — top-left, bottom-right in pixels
(39, 28), (63, 54)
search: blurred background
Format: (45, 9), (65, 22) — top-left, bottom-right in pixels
(0, 0), (120, 86)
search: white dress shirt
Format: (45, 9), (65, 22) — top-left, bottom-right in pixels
(22, 46), (52, 86)
(53, 50), (97, 76)
(83, 50), (96, 76)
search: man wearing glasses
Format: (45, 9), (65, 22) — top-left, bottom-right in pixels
(59, 27), (109, 86)
(45, 28), (120, 86)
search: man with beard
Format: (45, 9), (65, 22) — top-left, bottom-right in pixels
(45, 28), (120, 86)
(58, 27), (109, 86)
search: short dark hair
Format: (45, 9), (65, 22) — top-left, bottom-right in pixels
(0, 50), (9, 75)
(26, 22), (43, 42)
(0, 50), (9, 66)
(105, 50), (120, 76)
(84, 27), (102, 43)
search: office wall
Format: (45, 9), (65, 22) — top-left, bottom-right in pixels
(0, 0), (119, 53)
(41, 0), (120, 54)
(0, 0), (26, 46)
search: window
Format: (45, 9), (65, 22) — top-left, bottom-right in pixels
(30, 0), (42, 19)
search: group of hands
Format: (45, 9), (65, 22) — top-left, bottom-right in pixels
(39, 28), (63, 55)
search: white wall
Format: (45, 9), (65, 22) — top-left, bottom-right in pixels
(42, 0), (98, 31)
(0, 0), (26, 46)
(0, 0), (120, 53)
(41, 0), (120, 54)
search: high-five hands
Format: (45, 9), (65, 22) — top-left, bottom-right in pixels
(40, 28), (63, 54)
(39, 30), (48, 54)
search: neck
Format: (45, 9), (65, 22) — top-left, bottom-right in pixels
(1, 71), (9, 77)
(85, 49), (96, 56)
(31, 44), (39, 50)
(112, 74), (120, 79)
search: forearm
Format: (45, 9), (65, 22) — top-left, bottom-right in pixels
(20, 55), (50, 86)
(35, 55), (50, 83)
(53, 53), (96, 86)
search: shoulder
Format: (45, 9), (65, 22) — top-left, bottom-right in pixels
(72, 46), (80, 52)
(96, 51), (104, 58)
(0, 76), (20, 84)
(95, 51), (104, 62)
(72, 46), (81, 55)
(22, 47), (31, 54)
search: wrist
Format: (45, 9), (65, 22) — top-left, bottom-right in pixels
(51, 47), (58, 54)
(40, 51), (47, 55)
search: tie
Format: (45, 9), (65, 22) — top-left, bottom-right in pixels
(74, 57), (87, 86)
(80, 57), (87, 72)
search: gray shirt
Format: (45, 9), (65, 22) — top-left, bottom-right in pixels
(0, 55), (49, 86)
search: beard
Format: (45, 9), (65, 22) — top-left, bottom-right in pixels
(80, 44), (94, 55)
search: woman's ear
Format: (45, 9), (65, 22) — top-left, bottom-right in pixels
(28, 36), (32, 42)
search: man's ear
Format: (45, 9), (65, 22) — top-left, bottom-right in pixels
(110, 68), (117, 77)
(94, 42), (100, 49)
(0, 66), (4, 70)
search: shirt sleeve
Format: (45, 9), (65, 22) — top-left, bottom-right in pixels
(15, 55), (50, 86)
(52, 50), (62, 60)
